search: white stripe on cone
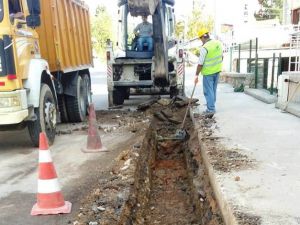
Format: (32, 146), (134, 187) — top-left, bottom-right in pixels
(38, 178), (61, 193)
(39, 151), (53, 163)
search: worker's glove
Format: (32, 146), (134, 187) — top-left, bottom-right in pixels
(194, 75), (199, 84)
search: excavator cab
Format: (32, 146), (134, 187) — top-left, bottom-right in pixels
(117, 4), (154, 59)
(107, 0), (183, 107)
(117, 0), (175, 59)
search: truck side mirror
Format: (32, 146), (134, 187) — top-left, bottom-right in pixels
(26, 0), (41, 28)
(26, 14), (41, 28)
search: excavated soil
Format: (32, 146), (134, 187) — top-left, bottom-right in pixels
(193, 115), (257, 173)
(72, 98), (224, 225)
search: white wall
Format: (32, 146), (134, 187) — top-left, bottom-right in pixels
(291, 0), (300, 9)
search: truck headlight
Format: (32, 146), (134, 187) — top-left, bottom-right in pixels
(0, 96), (21, 108)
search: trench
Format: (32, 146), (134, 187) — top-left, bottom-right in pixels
(120, 114), (224, 225)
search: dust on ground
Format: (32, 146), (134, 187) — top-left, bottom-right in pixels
(57, 109), (150, 135)
(235, 211), (262, 225)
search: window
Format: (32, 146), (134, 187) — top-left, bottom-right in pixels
(8, 0), (24, 23)
(0, 38), (5, 77)
(0, 0), (3, 22)
(292, 8), (300, 25)
(9, 0), (22, 14)
(165, 6), (174, 37)
(117, 5), (127, 51)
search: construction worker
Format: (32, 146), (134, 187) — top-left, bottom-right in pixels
(194, 28), (223, 117)
(134, 15), (153, 51)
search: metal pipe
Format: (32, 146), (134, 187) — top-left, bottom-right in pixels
(297, 35), (300, 71)
(255, 38), (258, 88)
(271, 53), (275, 95)
(230, 46), (233, 72)
(249, 39), (252, 73)
(238, 44), (241, 73)
(289, 35), (292, 72)
(255, 37), (258, 56)
(255, 53), (258, 89)
(277, 53), (282, 85)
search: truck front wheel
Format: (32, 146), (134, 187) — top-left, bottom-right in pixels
(28, 84), (56, 147)
(57, 95), (68, 123)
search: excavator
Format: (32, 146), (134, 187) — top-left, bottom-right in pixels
(106, 0), (185, 106)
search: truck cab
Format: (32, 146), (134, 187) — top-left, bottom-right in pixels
(0, 0), (45, 134)
(0, 0), (93, 146)
(106, 0), (185, 106)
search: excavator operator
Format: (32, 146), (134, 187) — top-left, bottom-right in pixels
(133, 15), (153, 51)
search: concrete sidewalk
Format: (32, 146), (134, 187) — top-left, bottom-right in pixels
(190, 82), (300, 224)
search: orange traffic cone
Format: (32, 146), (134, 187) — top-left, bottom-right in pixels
(82, 103), (108, 153)
(31, 133), (72, 216)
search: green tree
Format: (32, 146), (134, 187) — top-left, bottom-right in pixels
(175, 0), (214, 40)
(91, 5), (113, 58)
(174, 0), (214, 56)
(255, 0), (283, 23)
(175, 20), (185, 39)
(187, 10), (214, 40)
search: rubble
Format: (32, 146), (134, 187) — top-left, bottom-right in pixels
(72, 99), (224, 225)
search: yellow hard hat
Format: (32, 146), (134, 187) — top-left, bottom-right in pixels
(198, 28), (209, 38)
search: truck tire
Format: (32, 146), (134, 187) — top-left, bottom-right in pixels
(179, 86), (185, 96)
(108, 91), (113, 107)
(113, 88), (125, 105)
(124, 88), (130, 100)
(170, 86), (179, 98)
(66, 75), (87, 122)
(28, 84), (56, 147)
(82, 74), (92, 107)
(57, 95), (68, 123)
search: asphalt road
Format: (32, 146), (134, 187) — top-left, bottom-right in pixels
(0, 61), (131, 225)
(0, 60), (197, 225)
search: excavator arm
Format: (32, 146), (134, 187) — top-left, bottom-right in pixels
(152, 1), (168, 86)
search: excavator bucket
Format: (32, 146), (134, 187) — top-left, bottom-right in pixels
(128, 0), (159, 16)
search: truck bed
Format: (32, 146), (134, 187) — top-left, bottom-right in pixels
(37, 0), (93, 73)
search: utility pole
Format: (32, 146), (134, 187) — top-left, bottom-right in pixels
(213, 0), (217, 37)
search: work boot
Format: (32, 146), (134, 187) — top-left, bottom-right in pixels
(202, 110), (214, 119)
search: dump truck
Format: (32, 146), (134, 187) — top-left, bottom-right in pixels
(0, 0), (93, 146)
(106, 0), (185, 106)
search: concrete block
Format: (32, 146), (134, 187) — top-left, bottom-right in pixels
(221, 72), (255, 88)
(244, 88), (277, 104)
(276, 102), (300, 118)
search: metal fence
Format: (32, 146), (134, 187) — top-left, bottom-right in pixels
(231, 38), (282, 94)
(227, 25), (300, 95)
(288, 29), (300, 72)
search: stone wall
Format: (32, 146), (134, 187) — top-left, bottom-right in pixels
(220, 72), (255, 88)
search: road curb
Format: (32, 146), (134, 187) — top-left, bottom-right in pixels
(190, 108), (238, 225)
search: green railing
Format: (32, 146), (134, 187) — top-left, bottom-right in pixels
(231, 38), (283, 95)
